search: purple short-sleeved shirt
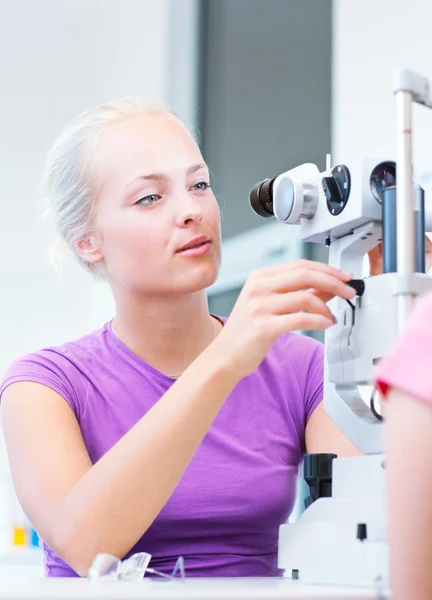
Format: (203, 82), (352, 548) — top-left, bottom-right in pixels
(0, 318), (323, 578)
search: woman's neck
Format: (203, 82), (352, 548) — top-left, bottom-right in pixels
(110, 290), (221, 377)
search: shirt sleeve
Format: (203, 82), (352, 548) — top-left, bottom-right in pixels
(277, 333), (324, 458)
(303, 342), (325, 423)
(0, 348), (85, 421)
(375, 293), (432, 406)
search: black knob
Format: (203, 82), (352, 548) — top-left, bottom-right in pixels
(357, 523), (367, 542)
(323, 164), (351, 217)
(346, 279), (365, 297)
(322, 175), (342, 204)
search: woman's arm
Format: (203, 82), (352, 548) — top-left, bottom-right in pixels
(2, 347), (237, 577)
(2, 260), (355, 576)
(305, 400), (362, 457)
(385, 389), (432, 600)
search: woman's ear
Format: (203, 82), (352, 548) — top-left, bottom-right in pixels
(75, 234), (104, 265)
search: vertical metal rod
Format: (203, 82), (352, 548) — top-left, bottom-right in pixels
(414, 186), (426, 273)
(382, 187), (397, 274)
(382, 185), (425, 274)
(396, 91), (415, 330)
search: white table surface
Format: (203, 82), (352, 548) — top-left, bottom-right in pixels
(0, 577), (389, 599)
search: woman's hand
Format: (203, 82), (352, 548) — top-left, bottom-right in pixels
(215, 259), (356, 379)
(368, 236), (432, 276)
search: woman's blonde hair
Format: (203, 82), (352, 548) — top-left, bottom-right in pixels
(44, 99), (175, 279)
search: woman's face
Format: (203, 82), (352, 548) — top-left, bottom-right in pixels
(89, 113), (222, 295)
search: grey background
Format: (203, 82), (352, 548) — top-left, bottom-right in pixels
(198, 3), (333, 515)
(198, 0), (332, 321)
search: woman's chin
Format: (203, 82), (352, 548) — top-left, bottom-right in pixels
(175, 264), (220, 294)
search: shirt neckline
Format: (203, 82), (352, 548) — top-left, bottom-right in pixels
(105, 314), (226, 385)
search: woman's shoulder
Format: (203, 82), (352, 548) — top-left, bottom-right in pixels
(4, 322), (109, 373)
(231, 329), (325, 451)
(0, 323), (110, 420)
(269, 331), (324, 394)
(267, 330), (324, 377)
(274, 330), (324, 356)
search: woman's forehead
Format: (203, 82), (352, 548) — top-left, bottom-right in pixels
(97, 114), (204, 185)
(102, 114), (196, 155)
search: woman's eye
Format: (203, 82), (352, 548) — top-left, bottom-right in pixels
(135, 194), (161, 207)
(192, 181), (211, 191)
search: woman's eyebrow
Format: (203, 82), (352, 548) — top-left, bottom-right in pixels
(124, 163), (208, 189)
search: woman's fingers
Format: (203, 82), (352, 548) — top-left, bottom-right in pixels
(260, 259), (352, 282)
(267, 290), (336, 322)
(267, 268), (356, 301)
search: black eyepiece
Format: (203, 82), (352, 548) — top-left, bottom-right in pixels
(249, 177), (276, 218)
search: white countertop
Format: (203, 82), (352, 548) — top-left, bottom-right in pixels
(0, 576), (389, 599)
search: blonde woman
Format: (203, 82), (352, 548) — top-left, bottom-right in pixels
(1, 101), (364, 577)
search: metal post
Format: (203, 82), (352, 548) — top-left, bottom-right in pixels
(396, 91), (415, 330)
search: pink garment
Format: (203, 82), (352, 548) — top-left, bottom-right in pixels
(375, 293), (432, 404)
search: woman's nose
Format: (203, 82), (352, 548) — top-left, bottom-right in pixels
(175, 194), (203, 226)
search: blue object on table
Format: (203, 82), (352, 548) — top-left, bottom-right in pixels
(30, 528), (40, 547)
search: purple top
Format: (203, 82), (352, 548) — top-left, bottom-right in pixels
(0, 318), (323, 578)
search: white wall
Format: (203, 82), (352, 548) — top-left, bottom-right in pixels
(0, 0), (171, 373)
(0, 0), (199, 562)
(332, 0), (432, 184)
(0, 0), (202, 374)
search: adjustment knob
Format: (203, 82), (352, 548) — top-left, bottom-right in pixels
(322, 164), (351, 216)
